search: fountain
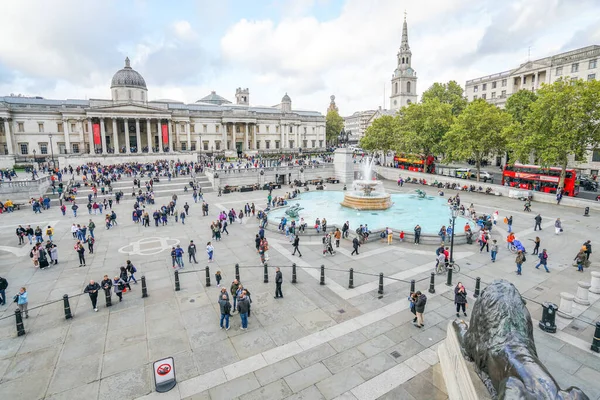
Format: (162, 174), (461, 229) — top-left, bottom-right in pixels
(340, 157), (392, 210)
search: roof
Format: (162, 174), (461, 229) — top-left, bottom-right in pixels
(0, 96), (89, 106)
(196, 91), (231, 105)
(111, 57), (147, 90)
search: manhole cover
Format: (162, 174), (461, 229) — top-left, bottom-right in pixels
(390, 351), (401, 358)
(189, 299), (195, 303)
(338, 309), (345, 314)
(534, 287), (544, 292)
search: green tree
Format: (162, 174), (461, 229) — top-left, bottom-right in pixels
(421, 80), (467, 116)
(397, 99), (454, 156)
(504, 89), (538, 164)
(360, 115), (399, 163)
(444, 99), (512, 181)
(519, 78), (600, 189)
(326, 109), (344, 144)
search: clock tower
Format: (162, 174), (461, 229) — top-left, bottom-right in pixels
(390, 15), (418, 110)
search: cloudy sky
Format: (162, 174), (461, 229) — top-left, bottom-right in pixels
(1, 0), (599, 116)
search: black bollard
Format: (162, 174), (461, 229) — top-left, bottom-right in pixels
(235, 263), (240, 281)
(105, 289), (112, 307)
(538, 302), (557, 333)
(410, 279), (415, 295)
(264, 263), (269, 283)
(175, 270), (180, 291)
(205, 266), (211, 287)
(591, 321), (600, 353)
(63, 294), (72, 320)
(428, 272), (435, 294)
(141, 275), (148, 298)
(15, 309), (25, 336)
(320, 265), (325, 285)
(474, 277), (481, 298)
(292, 263), (297, 284)
(584, 207), (590, 217)
(378, 273), (384, 295)
(349, 268), (354, 289)
(446, 267), (453, 287)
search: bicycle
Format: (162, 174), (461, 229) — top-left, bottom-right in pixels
(436, 261), (461, 275)
(508, 243), (518, 254)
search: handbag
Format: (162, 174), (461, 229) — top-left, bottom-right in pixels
(13, 294), (19, 303)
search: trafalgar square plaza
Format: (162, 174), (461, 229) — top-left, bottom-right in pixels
(1, 5), (600, 400)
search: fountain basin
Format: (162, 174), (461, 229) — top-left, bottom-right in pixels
(341, 192), (392, 210)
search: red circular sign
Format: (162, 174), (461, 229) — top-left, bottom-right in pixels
(156, 364), (171, 376)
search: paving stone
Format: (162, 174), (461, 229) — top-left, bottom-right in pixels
(2, 345), (59, 382)
(0, 368), (53, 400)
(45, 381), (100, 400)
(358, 319), (395, 339)
(385, 338), (426, 364)
(105, 323), (146, 353)
(283, 384), (326, 400)
(376, 385), (417, 400)
(265, 317), (310, 346)
(18, 324), (68, 353)
(323, 347), (366, 374)
(316, 368), (365, 399)
(411, 325), (446, 348)
(284, 362), (332, 393)
(295, 309), (336, 333)
(332, 392), (358, 400)
(255, 357), (302, 386)
(148, 329), (190, 360)
(209, 372), (260, 399)
(354, 352), (398, 381)
(230, 328), (277, 359)
(98, 364), (153, 400)
(101, 341), (148, 377)
(240, 378), (294, 400)
(192, 338), (240, 375)
(48, 355), (102, 395)
(172, 350), (199, 382)
(294, 342), (338, 368)
(356, 335), (396, 358)
(329, 330), (369, 352)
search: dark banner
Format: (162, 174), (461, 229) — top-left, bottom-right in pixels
(93, 123), (101, 145)
(161, 123), (169, 144)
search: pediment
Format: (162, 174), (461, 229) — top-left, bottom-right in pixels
(89, 103), (168, 113)
(512, 60), (551, 75)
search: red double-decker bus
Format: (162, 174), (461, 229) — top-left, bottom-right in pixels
(394, 154), (436, 173)
(502, 164), (579, 196)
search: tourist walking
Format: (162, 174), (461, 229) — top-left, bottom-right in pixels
(515, 250), (525, 275)
(188, 240), (198, 263)
(490, 240), (498, 262)
(535, 249), (550, 273)
(84, 280), (101, 312)
(207, 242), (214, 262)
(342, 221), (349, 238)
(76, 242), (86, 267)
(334, 228), (341, 247)
(120, 266), (132, 290)
(506, 216), (513, 233)
(175, 245), (184, 268)
(215, 270), (222, 287)
(101, 275), (112, 302)
(274, 267), (283, 299)
(583, 240), (592, 261)
(126, 260), (138, 284)
(387, 227), (393, 245)
(574, 249), (586, 272)
(454, 282), (468, 317)
(531, 236), (541, 255)
(534, 214), (542, 231)
(113, 276), (126, 302)
(15, 287), (28, 318)
(292, 235), (302, 257)
(0, 276), (8, 305)
(414, 291), (427, 328)
(414, 224), (421, 245)
(219, 294), (231, 330)
(351, 237), (360, 255)
(554, 218), (562, 235)
(237, 292), (250, 330)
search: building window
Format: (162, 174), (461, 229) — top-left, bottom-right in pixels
(523, 77), (527, 84)
(181, 142), (187, 151)
(572, 63), (579, 73)
(491, 92), (496, 99)
(0, 123), (3, 133)
(38, 122), (44, 133)
(266, 126), (270, 133)
(72, 143), (79, 154)
(215, 125), (219, 133)
(85, 123), (88, 133)
(57, 122), (64, 133)
(590, 59), (598, 69)
(473, 85), (478, 92)
(256, 141), (260, 149)
(407, 81), (411, 93)
(492, 81), (497, 89)
(312, 127), (315, 134)
(71, 123), (76, 132)
(227, 141), (231, 150)
(203, 141), (209, 150)
(276, 125), (279, 133)
(588, 74), (596, 81)
(501, 90), (506, 98)
(190, 124), (195, 133)
(303, 140), (308, 148)
(180, 124), (185, 133)
(203, 124), (207, 133)
(19, 143), (28, 155)
(592, 150), (600, 162)
(275, 140), (280, 149)
(18, 122), (24, 132)
(501, 79), (507, 87)
(191, 143), (196, 151)
(482, 83), (487, 91)
(395, 82), (398, 94)
(319, 140), (323, 148)
(303, 127), (307, 134)
(311, 140), (316, 148)
(236, 125), (240, 133)
(473, 95), (478, 100)
(256, 125), (260, 133)
(289, 126), (293, 133)
(215, 141), (221, 150)
(513, 78), (520, 85)
(289, 140), (294, 148)
(58, 143), (66, 154)
(482, 93), (486, 100)
(266, 140), (270, 149)
(40, 143), (48, 155)
(556, 67), (563, 76)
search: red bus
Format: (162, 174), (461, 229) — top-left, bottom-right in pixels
(394, 154), (435, 173)
(502, 164), (579, 196)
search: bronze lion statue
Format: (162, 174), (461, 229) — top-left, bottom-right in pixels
(453, 279), (588, 400)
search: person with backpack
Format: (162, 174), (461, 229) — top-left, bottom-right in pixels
(16, 225), (25, 245)
(408, 292), (417, 323)
(87, 236), (95, 254)
(535, 249), (549, 273)
(219, 294), (231, 330)
(0, 276), (8, 305)
(414, 291), (427, 328)
(515, 250), (525, 275)
(454, 282), (468, 317)
(72, 203), (79, 217)
(113, 276), (126, 302)
(574, 249), (586, 273)
(126, 260), (138, 284)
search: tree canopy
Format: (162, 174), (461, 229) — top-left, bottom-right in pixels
(325, 109), (344, 144)
(443, 99), (512, 181)
(421, 80), (467, 116)
(360, 115), (399, 153)
(397, 99), (454, 156)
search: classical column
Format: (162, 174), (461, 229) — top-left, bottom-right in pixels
(157, 120), (164, 153)
(195, 123), (201, 151)
(100, 118), (107, 154)
(251, 124), (257, 150)
(135, 118), (141, 153)
(186, 121), (191, 150)
(146, 119), (152, 152)
(125, 119), (131, 154)
(78, 119), (85, 151)
(295, 125), (299, 149)
(535, 72), (539, 89)
(244, 123), (248, 150)
(167, 119), (173, 152)
(87, 119), (94, 154)
(4, 119), (14, 155)
(112, 118), (119, 153)
(221, 123), (227, 150)
(63, 119), (71, 154)
(280, 123), (285, 148)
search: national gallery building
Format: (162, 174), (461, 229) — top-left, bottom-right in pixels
(0, 58), (326, 166)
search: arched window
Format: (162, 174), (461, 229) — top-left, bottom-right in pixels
(407, 82), (411, 93)
(395, 82), (398, 94)
(401, 57), (404, 64)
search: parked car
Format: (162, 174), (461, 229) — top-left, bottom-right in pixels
(455, 168), (471, 179)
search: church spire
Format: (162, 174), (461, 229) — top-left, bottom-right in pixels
(400, 12), (411, 54)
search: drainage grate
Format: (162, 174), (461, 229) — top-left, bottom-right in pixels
(534, 287), (544, 292)
(189, 299), (196, 303)
(570, 325), (581, 331)
(338, 309), (346, 314)
(390, 351), (401, 359)
(378, 295), (383, 299)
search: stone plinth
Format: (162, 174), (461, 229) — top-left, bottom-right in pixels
(333, 148), (355, 184)
(590, 271), (600, 294)
(574, 281), (591, 306)
(557, 292), (574, 319)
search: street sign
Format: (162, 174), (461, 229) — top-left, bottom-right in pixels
(153, 356), (176, 393)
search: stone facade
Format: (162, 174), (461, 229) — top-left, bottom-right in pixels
(0, 58), (326, 167)
(343, 110), (377, 142)
(390, 15), (418, 110)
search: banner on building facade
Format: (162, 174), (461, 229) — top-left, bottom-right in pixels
(161, 124), (168, 144)
(93, 123), (101, 145)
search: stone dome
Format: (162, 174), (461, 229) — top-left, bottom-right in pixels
(111, 57), (147, 89)
(282, 93), (291, 102)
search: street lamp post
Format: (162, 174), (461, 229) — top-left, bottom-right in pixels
(446, 205), (459, 286)
(48, 133), (55, 170)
